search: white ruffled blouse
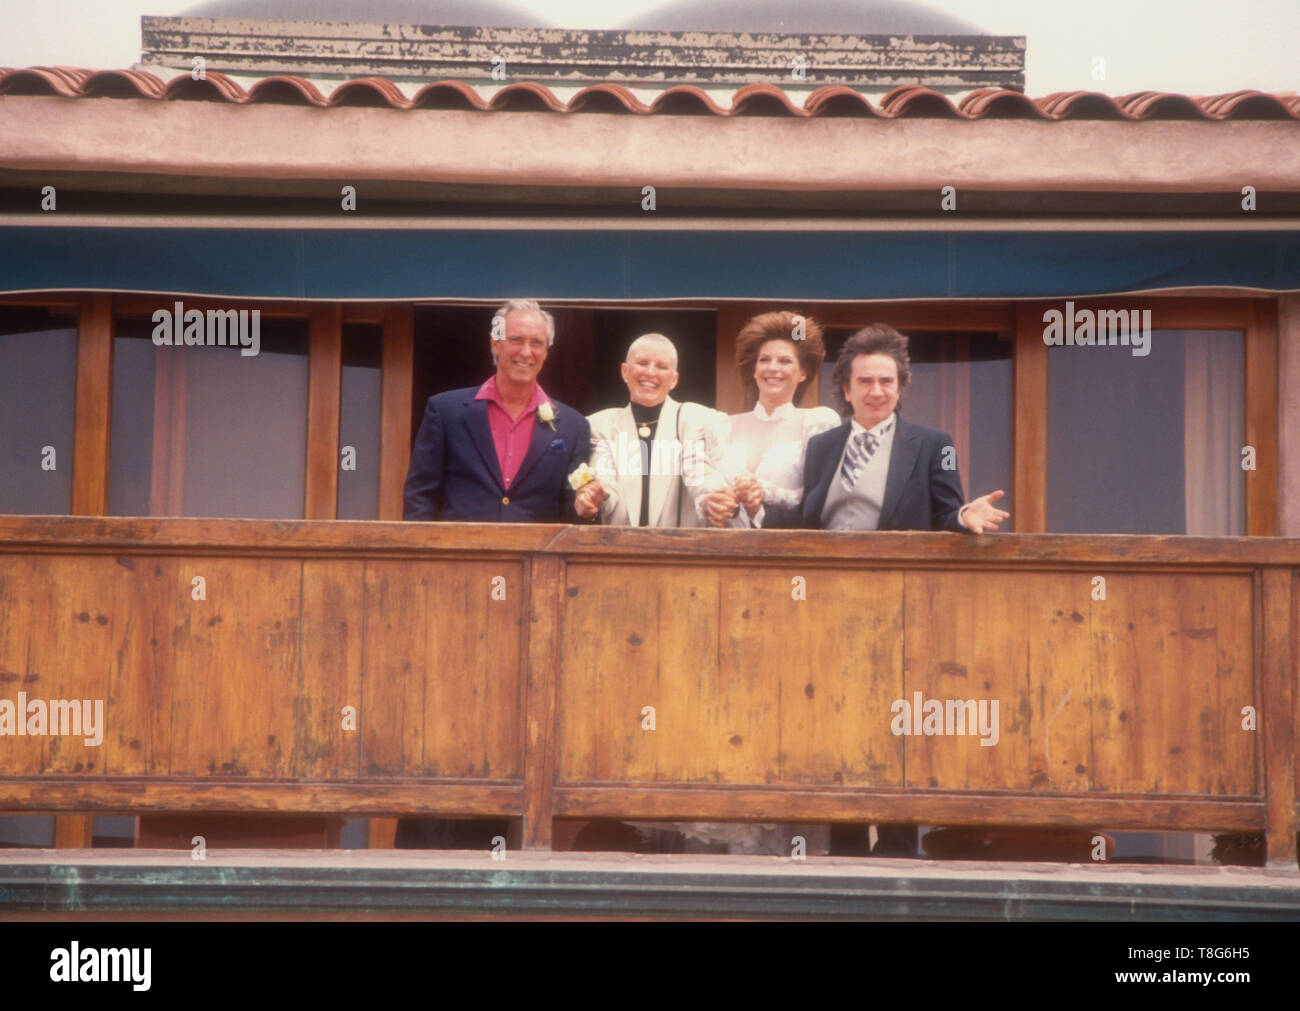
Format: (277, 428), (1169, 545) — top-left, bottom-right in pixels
(698, 400), (842, 527)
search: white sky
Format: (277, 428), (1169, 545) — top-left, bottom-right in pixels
(2, 0), (1297, 96)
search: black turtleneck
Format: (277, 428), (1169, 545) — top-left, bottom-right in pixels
(629, 400), (664, 527)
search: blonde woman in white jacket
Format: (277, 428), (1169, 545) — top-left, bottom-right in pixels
(580, 333), (722, 527)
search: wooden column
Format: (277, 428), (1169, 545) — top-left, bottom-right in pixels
(1259, 567), (1296, 866)
(62, 293), (115, 849)
(1245, 300), (1280, 536)
(70, 294), (113, 515)
(367, 303), (414, 848)
(376, 304), (414, 523)
(521, 555), (563, 849)
(304, 304), (343, 520)
(714, 304), (751, 415)
(1012, 303), (1048, 533)
(1278, 295), (1300, 538)
(53, 815), (93, 849)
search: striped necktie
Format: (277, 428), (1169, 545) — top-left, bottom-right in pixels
(840, 420), (892, 492)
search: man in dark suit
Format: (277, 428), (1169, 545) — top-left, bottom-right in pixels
(403, 299), (592, 523)
(759, 324), (1009, 858)
(399, 299), (591, 852)
(759, 324), (1009, 535)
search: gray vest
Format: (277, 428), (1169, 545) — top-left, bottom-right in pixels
(821, 431), (888, 530)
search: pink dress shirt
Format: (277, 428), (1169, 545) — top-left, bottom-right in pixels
(475, 376), (550, 489)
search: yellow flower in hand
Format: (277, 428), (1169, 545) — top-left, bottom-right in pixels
(568, 463), (595, 491)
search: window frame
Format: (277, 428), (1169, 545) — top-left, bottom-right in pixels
(0, 293), (1279, 536)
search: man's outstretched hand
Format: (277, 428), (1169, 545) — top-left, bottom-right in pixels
(961, 489), (1010, 534)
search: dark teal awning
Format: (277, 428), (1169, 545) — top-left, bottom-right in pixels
(3, 227), (1298, 300)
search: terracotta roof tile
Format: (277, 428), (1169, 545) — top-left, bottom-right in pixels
(647, 86), (726, 116)
(879, 85), (963, 118)
(1120, 91), (1206, 119)
(730, 82), (805, 116)
(569, 82), (645, 114)
(330, 77), (411, 108)
(489, 81), (569, 112)
(0, 66), (94, 96)
(247, 75), (329, 106)
(1199, 90), (1297, 120)
(958, 88), (1042, 119)
(1, 67), (1297, 121)
(161, 71), (247, 102)
(801, 85), (882, 118)
(410, 80), (488, 111)
(1035, 91), (1127, 120)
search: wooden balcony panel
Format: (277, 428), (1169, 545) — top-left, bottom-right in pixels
(358, 558), (524, 780)
(558, 563), (906, 787)
(0, 547), (525, 787)
(556, 563), (1256, 797)
(0, 517), (1294, 861)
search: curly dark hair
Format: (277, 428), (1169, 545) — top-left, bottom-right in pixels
(734, 311), (826, 406)
(830, 323), (912, 418)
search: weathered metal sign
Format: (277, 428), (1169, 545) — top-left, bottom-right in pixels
(140, 15), (1025, 90)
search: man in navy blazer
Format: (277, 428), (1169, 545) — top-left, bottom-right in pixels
(402, 300), (591, 523)
(759, 324), (1009, 535)
(398, 300), (590, 851)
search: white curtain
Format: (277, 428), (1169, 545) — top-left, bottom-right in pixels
(1183, 330), (1245, 536)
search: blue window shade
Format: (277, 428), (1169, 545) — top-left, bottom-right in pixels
(2, 228), (1298, 300)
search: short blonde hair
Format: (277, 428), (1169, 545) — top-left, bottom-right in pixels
(626, 333), (678, 370)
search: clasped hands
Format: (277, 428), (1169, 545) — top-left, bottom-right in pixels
(576, 476), (761, 524)
(574, 480), (609, 519)
(704, 474), (763, 528)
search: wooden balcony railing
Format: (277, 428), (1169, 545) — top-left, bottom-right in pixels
(0, 517), (1295, 866)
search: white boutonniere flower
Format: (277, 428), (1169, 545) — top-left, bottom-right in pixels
(537, 401), (557, 431)
(568, 462), (595, 491)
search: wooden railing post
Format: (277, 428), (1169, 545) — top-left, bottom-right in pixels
(377, 304), (414, 523)
(52, 815), (94, 849)
(1261, 567), (1297, 867)
(71, 293), (113, 515)
(57, 292), (114, 849)
(1245, 300), (1280, 536)
(1012, 303), (1048, 533)
(367, 302), (414, 849)
(304, 304), (343, 520)
(522, 554), (563, 849)
(714, 305), (751, 415)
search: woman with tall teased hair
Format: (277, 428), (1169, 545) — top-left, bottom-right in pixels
(698, 310), (840, 529)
